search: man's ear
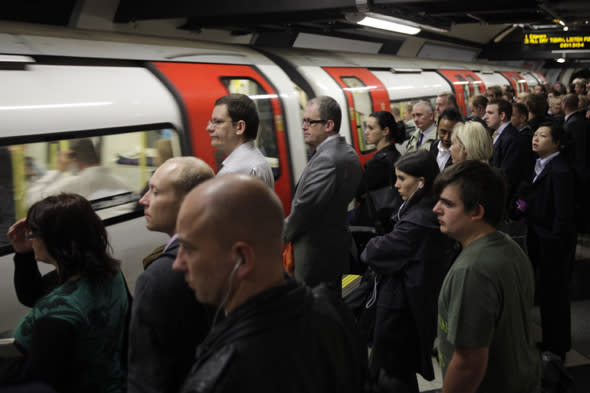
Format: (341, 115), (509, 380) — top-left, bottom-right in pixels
(324, 119), (335, 133)
(235, 120), (246, 136)
(470, 204), (485, 222)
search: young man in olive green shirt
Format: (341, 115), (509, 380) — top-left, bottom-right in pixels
(432, 161), (540, 393)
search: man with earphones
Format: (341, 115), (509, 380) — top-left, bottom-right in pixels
(173, 174), (366, 393)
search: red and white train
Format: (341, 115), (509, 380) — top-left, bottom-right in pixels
(0, 23), (547, 334)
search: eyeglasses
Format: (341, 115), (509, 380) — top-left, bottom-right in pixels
(207, 119), (234, 128)
(302, 118), (326, 126)
(25, 231), (38, 240)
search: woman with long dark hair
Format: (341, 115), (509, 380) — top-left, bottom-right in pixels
(4, 193), (129, 393)
(354, 111), (405, 233)
(361, 150), (457, 392)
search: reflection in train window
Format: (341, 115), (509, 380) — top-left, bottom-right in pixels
(340, 77), (373, 154)
(0, 128), (181, 251)
(390, 97), (436, 140)
(220, 77), (281, 180)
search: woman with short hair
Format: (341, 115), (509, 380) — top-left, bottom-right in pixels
(449, 120), (493, 164)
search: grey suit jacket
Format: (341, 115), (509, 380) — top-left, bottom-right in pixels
(284, 136), (362, 288)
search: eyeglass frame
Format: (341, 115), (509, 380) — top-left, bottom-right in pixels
(207, 119), (236, 128)
(302, 118), (327, 126)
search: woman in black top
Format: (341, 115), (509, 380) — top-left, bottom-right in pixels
(361, 151), (457, 393)
(3, 194), (129, 393)
(354, 111), (405, 233)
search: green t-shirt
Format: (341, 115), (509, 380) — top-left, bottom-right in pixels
(15, 271), (128, 393)
(437, 231), (540, 393)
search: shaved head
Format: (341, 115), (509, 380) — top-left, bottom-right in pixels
(173, 174), (285, 310)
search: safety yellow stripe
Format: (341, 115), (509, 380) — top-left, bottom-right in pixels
(342, 274), (360, 288)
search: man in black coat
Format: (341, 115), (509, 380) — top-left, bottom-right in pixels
(128, 157), (215, 393)
(563, 93), (590, 232)
(485, 99), (531, 204)
(174, 174), (367, 393)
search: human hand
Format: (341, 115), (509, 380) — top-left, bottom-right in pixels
(7, 219), (33, 254)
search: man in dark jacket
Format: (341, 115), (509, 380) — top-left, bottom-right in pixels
(485, 99), (531, 204)
(563, 93), (590, 232)
(173, 174), (367, 393)
(128, 157), (215, 393)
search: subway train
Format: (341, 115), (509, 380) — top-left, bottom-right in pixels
(0, 23), (549, 336)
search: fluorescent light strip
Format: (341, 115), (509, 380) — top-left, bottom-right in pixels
(357, 15), (421, 35)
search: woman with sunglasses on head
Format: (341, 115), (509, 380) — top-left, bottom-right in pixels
(3, 193), (129, 393)
(361, 150), (457, 393)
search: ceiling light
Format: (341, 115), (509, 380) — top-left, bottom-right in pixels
(563, 26), (569, 31)
(557, 57), (566, 63)
(356, 13), (421, 35)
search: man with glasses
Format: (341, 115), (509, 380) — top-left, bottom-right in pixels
(284, 96), (362, 295)
(207, 94), (274, 188)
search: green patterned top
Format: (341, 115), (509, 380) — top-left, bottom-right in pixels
(15, 271), (129, 393)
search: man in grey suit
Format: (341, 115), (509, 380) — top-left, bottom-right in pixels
(283, 96), (362, 294)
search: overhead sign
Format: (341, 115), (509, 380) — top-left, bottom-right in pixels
(523, 30), (590, 50)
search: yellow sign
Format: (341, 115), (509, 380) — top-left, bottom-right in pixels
(524, 31), (590, 50)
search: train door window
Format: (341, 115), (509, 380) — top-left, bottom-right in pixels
(465, 75), (484, 95)
(390, 98), (436, 140)
(0, 127), (181, 252)
(220, 78), (280, 179)
(454, 75), (471, 115)
(509, 75), (526, 95)
(340, 77), (373, 153)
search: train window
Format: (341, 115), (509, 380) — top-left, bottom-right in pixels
(340, 77), (373, 153)
(390, 98), (436, 140)
(220, 78), (280, 180)
(0, 128), (181, 252)
(465, 75), (484, 96)
(454, 75), (471, 116)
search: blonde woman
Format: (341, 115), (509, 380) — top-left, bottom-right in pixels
(449, 121), (493, 163)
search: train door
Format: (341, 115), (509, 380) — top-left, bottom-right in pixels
(322, 67), (389, 165)
(438, 70), (486, 116)
(501, 71), (528, 94)
(151, 63), (293, 213)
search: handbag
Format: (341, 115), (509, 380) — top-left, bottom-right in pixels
(367, 185), (397, 213)
(343, 268), (379, 345)
(366, 185), (399, 234)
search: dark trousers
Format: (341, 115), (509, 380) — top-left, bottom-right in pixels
(527, 229), (575, 358)
(370, 306), (419, 393)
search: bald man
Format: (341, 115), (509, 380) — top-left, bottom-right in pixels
(128, 157), (215, 393)
(173, 174), (366, 393)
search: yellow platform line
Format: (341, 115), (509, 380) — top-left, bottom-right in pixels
(342, 274), (360, 288)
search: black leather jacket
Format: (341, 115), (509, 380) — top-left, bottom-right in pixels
(180, 277), (367, 393)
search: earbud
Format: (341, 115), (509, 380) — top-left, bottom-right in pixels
(235, 257), (243, 268)
(418, 180), (423, 187)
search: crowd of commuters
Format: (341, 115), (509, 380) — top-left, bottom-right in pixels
(0, 84), (588, 393)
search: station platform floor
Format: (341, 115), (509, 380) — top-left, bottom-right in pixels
(342, 233), (590, 393)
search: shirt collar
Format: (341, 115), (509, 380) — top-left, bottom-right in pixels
(221, 140), (256, 167)
(163, 233), (178, 252)
(316, 134), (339, 150)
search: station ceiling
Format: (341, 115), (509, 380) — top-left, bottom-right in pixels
(4, 0), (590, 65)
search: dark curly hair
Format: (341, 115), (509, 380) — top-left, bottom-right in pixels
(26, 193), (120, 284)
